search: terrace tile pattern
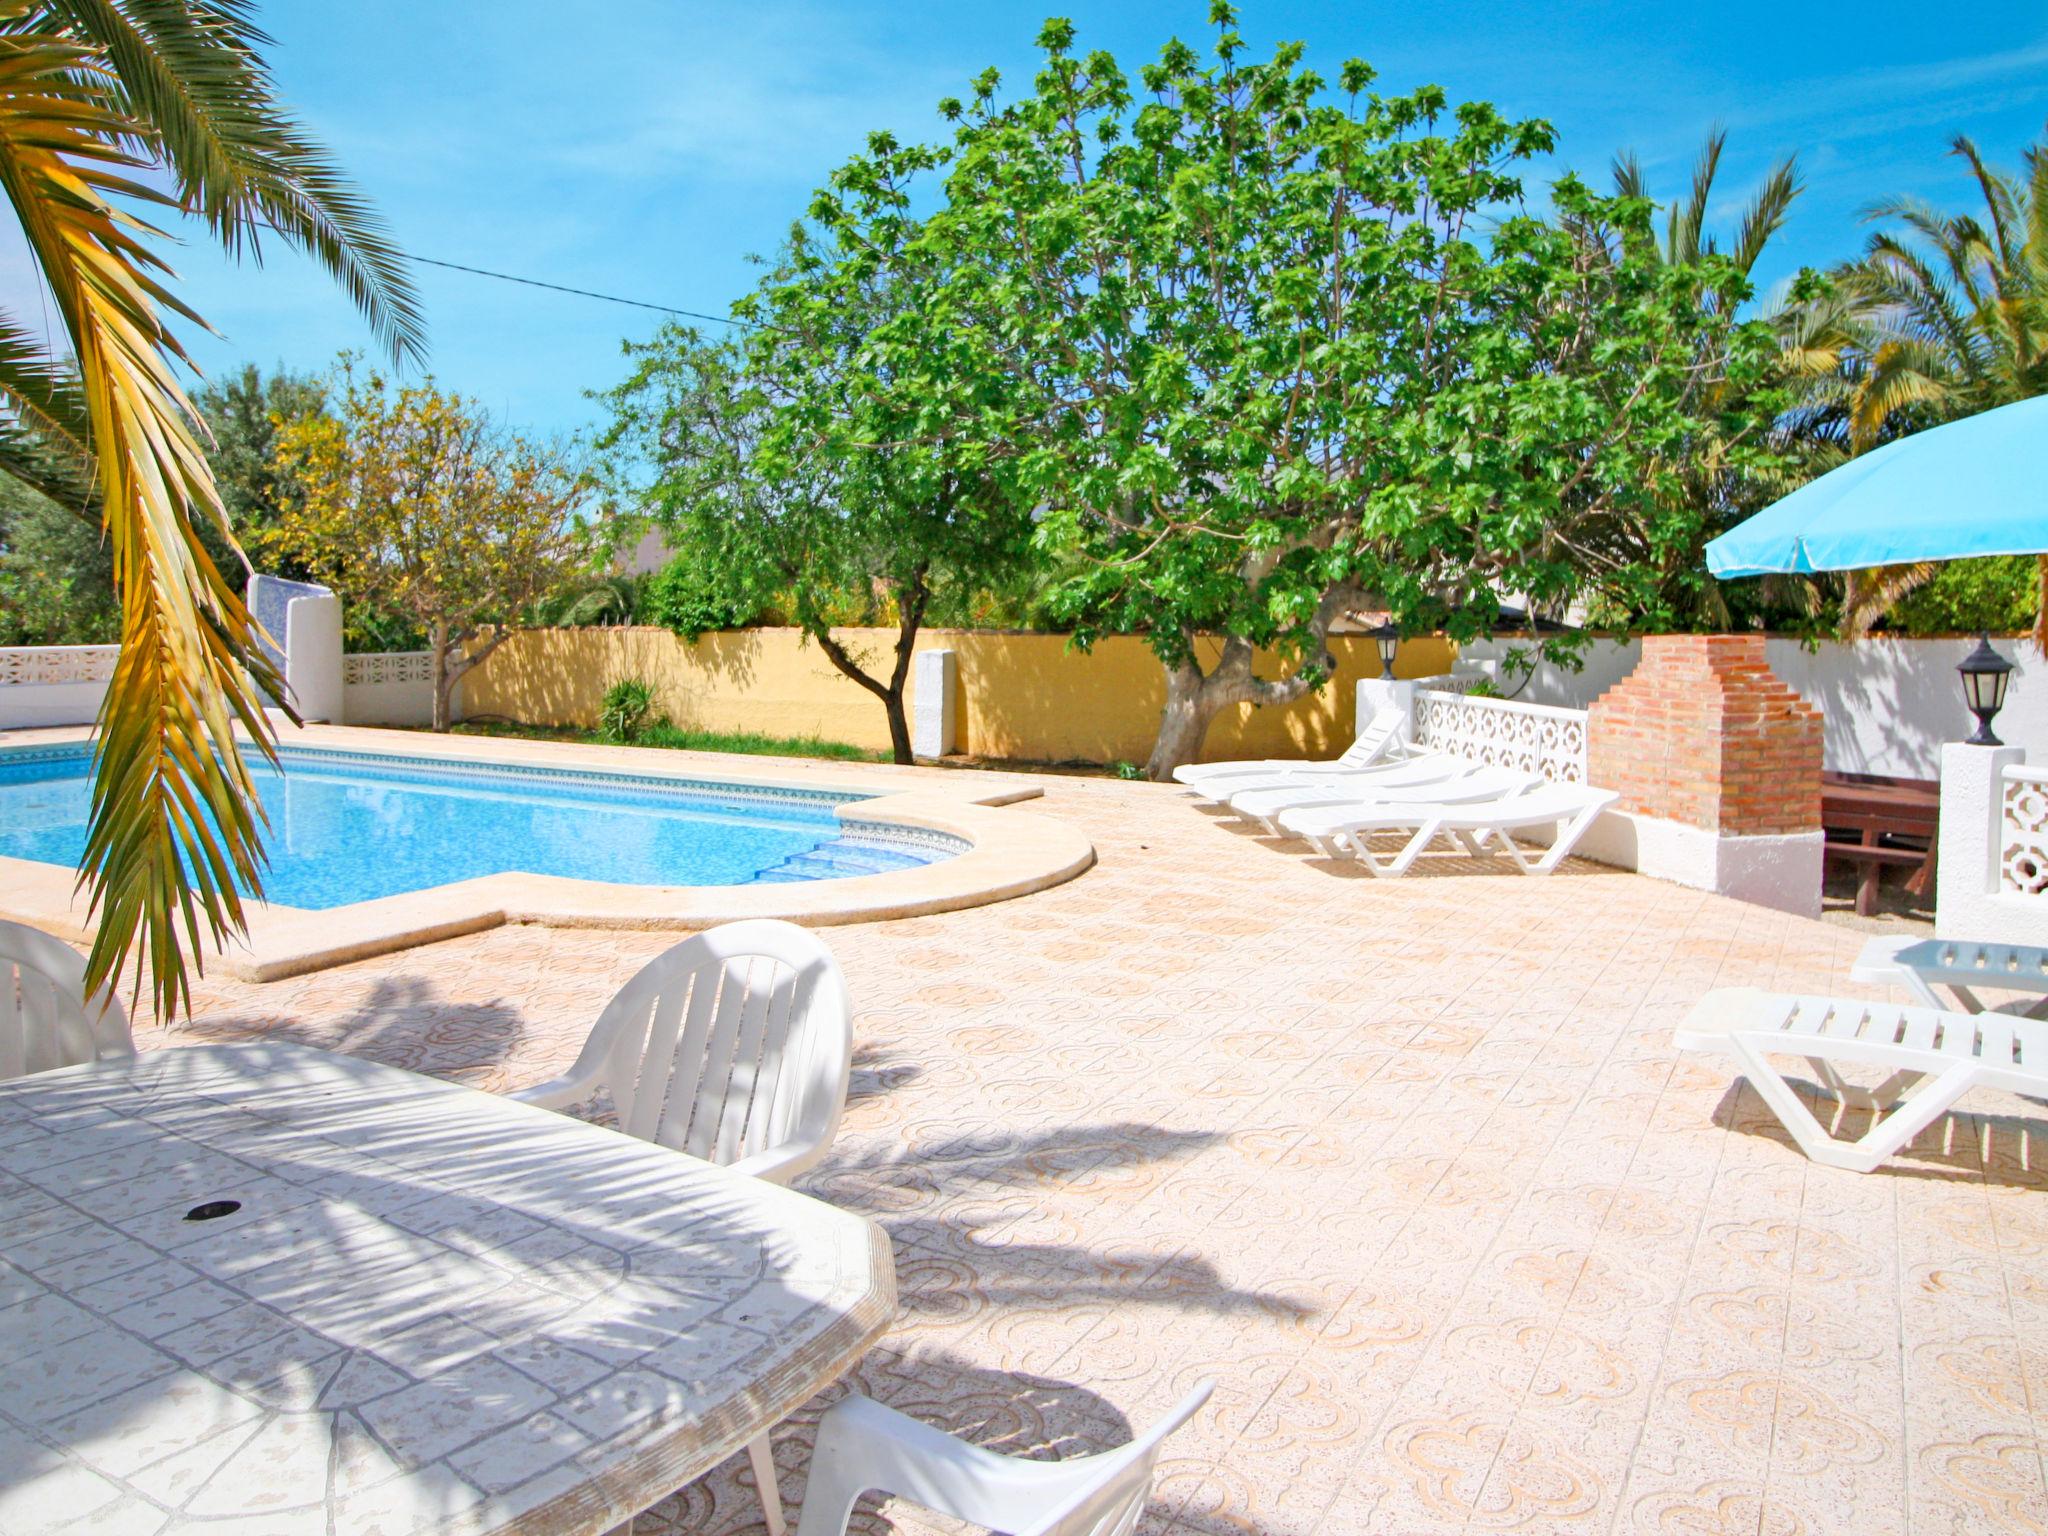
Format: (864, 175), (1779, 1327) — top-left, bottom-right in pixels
(156, 770), (2048, 1536)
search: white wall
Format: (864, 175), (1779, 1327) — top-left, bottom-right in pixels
(341, 652), (456, 728)
(0, 646), (116, 730)
(1458, 635), (2045, 779)
(1765, 637), (2043, 780)
(1453, 637), (1643, 711)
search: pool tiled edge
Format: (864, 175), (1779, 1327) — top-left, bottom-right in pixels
(0, 725), (1095, 981)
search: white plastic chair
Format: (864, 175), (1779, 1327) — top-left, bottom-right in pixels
(511, 918), (853, 1534)
(1172, 709), (1409, 799)
(1278, 783), (1618, 876)
(1851, 935), (2048, 1016)
(1675, 986), (2048, 1172)
(512, 918), (852, 1184)
(0, 919), (134, 1082)
(794, 1381), (1213, 1536)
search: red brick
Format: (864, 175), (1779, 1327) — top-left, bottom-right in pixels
(1587, 635), (1821, 835)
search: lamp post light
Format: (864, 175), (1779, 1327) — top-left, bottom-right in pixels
(1957, 631), (2015, 746)
(1371, 619), (1399, 681)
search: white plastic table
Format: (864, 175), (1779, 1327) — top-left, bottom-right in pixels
(0, 1043), (896, 1535)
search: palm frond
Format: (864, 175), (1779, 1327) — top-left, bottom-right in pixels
(0, 26), (280, 1014)
(43, 0), (426, 367)
(2025, 144), (2048, 286)
(0, 312), (100, 509)
(1732, 153), (1800, 275)
(1850, 338), (1959, 446)
(1950, 134), (2022, 269)
(1670, 128), (1725, 265)
(1610, 149), (1648, 203)
(1841, 561), (1939, 637)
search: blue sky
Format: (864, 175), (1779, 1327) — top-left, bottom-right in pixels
(7, 1), (2048, 439)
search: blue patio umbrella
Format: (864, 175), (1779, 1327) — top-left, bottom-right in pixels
(1707, 395), (2048, 578)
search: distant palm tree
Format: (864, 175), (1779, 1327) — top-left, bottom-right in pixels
(1612, 128), (1801, 280)
(1585, 130), (1807, 626)
(1838, 136), (2048, 446)
(0, 2), (422, 1013)
(1802, 133), (2048, 639)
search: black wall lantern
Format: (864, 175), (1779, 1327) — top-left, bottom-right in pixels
(1371, 619), (1399, 681)
(1957, 632), (2014, 746)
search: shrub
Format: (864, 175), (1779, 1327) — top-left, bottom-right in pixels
(599, 677), (657, 743)
(1888, 556), (2039, 637)
(646, 552), (769, 639)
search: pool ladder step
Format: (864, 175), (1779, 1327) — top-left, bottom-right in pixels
(755, 841), (923, 883)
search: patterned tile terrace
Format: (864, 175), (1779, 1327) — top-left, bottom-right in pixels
(141, 764), (2047, 1536)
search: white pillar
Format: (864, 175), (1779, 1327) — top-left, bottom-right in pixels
(1933, 742), (2048, 942)
(283, 592), (344, 724)
(1355, 677), (1418, 746)
(912, 649), (957, 758)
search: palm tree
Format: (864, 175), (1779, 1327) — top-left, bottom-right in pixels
(1569, 130), (1806, 627)
(0, 2), (422, 1014)
(1612, 128), (1801, 280)
(1805, 133), (2048, 639)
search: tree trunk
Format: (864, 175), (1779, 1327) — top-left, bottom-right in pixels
(881, 690), (913, 765)
(1141, 609), (1358, 780)
(1146, 662), (1223, 779)
(430, 620), (451, 733)
(812, 569), (930, 766)
(2035, 554), (2047, 654)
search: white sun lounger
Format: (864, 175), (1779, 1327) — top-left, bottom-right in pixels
(1230, 763), (1539, 834)
(1173, 708), (1410, 799)
(1674, 987), (2048, 1172)
(1204, 749), (1480, 810)
(1851, 935), (2048, 1015)
(1276, 782), (1618, 876)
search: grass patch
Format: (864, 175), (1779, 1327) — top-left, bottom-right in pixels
(441, 718), (886, 763)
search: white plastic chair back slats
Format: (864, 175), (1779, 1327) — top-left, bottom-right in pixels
(0, 920), (135, 1082)
(519, 919), (851, 1185)
(1674, 987), (2048, 1171)
(792, 1381), (1213, 1536)
(1021, 1399), (1198, 1536)
(1336, 709), (1400, 768)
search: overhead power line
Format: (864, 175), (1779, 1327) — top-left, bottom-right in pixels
(411, 253), (747, 327)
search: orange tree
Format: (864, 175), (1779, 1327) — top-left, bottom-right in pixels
(269, 361), (591, 730)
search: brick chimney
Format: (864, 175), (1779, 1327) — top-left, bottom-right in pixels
(1589, 635), (1822, 837)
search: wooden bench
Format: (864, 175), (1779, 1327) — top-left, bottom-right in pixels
(1823, 772), (1939, 916)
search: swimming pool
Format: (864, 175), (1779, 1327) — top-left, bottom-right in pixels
(0, 744), (962, 910)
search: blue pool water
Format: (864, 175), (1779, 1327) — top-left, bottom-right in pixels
(0, 746), (956, 909)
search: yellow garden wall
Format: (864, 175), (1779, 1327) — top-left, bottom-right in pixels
(462, 626), (1454, 765)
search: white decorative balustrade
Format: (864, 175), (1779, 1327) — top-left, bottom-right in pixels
(343, 651), (434, 687)
(1999, 764), (2048, 896)
(0, 646), (118, 688)
(340, 650), (446, 727)
(0, 646), (119, 728)
(1413, 688), (1588, 784)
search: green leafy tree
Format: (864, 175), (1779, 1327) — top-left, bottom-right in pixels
(190, 363), (327, 575)
(603, 140), (1036, 765)
(1596, 132), (1814, 630)
(917, 9), (1779, 774)
(0, 473), (117, 644)
(268, 362), (592, 730)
